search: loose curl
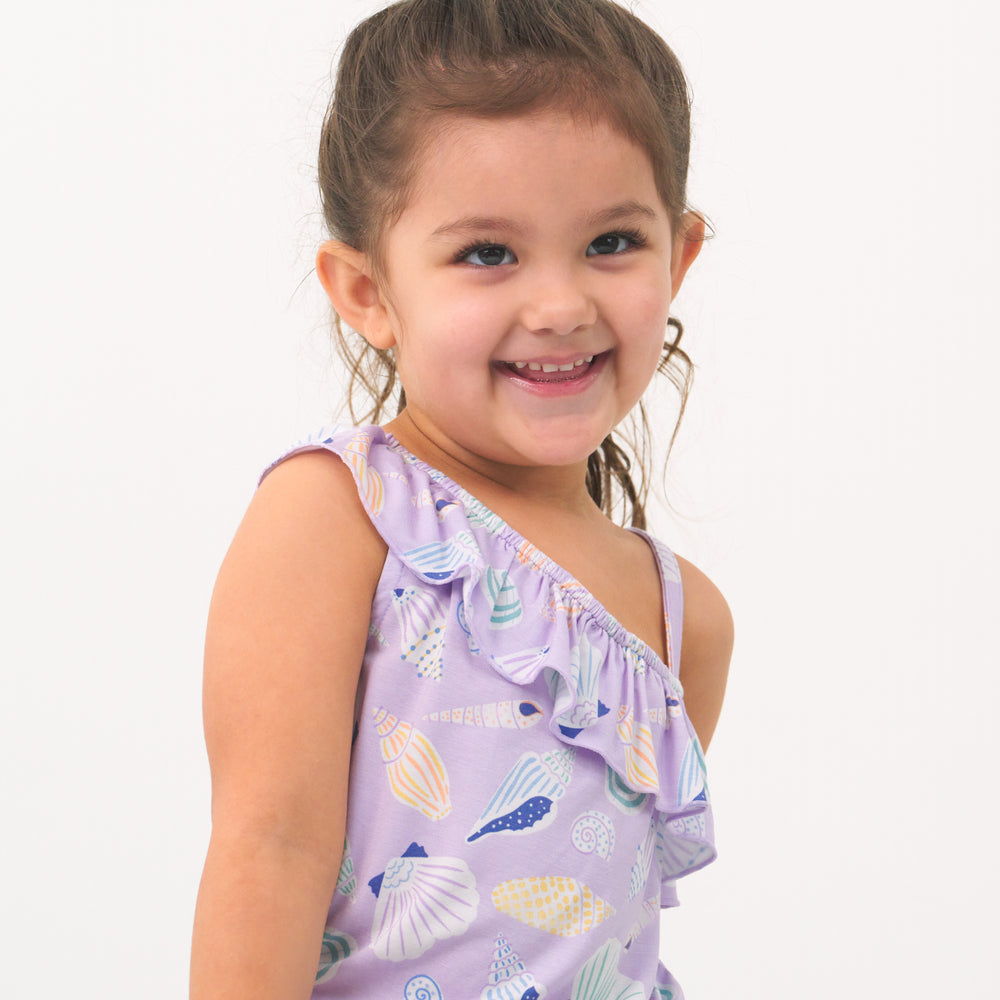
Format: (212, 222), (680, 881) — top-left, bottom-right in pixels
(320, 0), (701, 526)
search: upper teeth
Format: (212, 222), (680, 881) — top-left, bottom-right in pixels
(513, 356), (594, 371)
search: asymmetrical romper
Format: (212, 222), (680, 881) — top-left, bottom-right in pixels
(261, 425), (716, 1000)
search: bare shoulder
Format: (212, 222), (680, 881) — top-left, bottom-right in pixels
(203, 448), (387, 859)
(675, 555), (734, 752)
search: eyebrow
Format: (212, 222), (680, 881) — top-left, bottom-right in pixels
(430, 200), (659, 240)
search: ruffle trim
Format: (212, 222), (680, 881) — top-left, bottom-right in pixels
(261, 425), (716, 890)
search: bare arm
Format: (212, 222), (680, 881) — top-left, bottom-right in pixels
(676, 556), (733, 752)
(190, 451), (387, 1000)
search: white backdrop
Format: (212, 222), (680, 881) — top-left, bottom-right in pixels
(3, 1), (997, 997)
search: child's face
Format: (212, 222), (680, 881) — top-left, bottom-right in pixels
(353, 110), (698, 474)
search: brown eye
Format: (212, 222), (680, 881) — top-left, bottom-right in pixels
(462, 244), (515, 266)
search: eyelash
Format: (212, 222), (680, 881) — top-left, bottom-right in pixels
(453, 228), (649, 266)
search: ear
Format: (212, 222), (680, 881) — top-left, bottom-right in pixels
(315, 241), (397, 350)
(669, 213), (705, 301)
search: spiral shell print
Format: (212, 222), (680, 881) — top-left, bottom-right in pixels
(423, 700), (542, 730)
(570, 810), (615, 860)
(404, 975), (444, 1000)
(491, 876), (613, 937)
(368, 843), (479, 962)
(373, 707), (452, 820)
(480, 933), (547, 1000)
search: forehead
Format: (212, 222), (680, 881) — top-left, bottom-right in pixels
(394, 110), (665, 231)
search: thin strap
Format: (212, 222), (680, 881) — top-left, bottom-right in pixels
(627, 529), (684, 678)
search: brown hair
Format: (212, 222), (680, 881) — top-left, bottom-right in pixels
(319, 0), (698, 528)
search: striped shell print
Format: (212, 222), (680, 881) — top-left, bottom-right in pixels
(423, 700), (543, 730)
(373, 707), (452, 820)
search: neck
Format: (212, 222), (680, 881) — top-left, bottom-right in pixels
(384, 411), (601, 520)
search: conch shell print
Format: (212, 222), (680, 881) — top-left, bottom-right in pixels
(367, 843), (479, 962)
(467, 749), (575, 843)
(423, 700), (543, 730)
(548, 634), (610, 738)
(482, 566), (523, 629)
(373, 707), (452, 820)
(392, 586), (447, 681)
(480, 933), (547, 1000)
(569, 939), (645, 1000)
(604, 766), (649, 815)
(491, 876), (613, 937)
(616, 706), (659, 792)
(404, 530), (479, 581)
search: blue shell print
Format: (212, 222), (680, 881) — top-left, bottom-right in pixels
(467, 748), (575, 842)
(404, 974), (444, 1000)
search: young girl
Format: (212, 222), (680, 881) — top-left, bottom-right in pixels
(191, 1), (732, 998)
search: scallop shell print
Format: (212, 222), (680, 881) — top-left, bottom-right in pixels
(315, 929), (356, 984)
(404, 530), (479, 581)
(335, 836), (357, 899)
(405, 974), (444, 1000)
(491, 646), (550, 684)
(392, 586), (447, 681)
(569, 939), (645, 1000)
(627, 817), (657, 902)
(616, 706), (659, 792)
(481, 933), (548, 1000)
(344, 431), (384, 516)
(604, 767), (649, 815)
(368, 843), (479, 962)
(655, 812), (714, 877)
(424, 700), (543, 730)
(373, 707), (452, 820)
(570, 810), (616, 860)
(491, 876), (613, 937)
(482, 566), (523, 629)
(467, 748), (575, 842)
(548, 633), (610, 738)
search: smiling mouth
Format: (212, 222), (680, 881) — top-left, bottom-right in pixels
(501, 354), (598, 383)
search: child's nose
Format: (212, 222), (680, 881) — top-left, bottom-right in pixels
(519, 267), (597, 336)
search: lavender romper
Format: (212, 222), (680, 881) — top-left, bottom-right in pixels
(261, 425), (716, 1000)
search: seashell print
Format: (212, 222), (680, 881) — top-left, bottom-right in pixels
(655, 812), (714, 877)
(491, 876), (613, 937)
(654, 987), (678, 1000)
(676, 738), (708, 806)
(456, 599), (481, 655)
(481, 933), (548, 1000)
(570, 810), (616, 860)
(368, 843), (479, 962)
(627, 817), (657, 901)
(392, 586), (447, 681)
(373, 707), (452, 820)
(616, 706), (660, 792)
(468, 749), (575, 842)
(491, 646), (550, 684)
(315, 928), (356, 984)
(404, 974), (444, 1000)
(344, 431), (384, 516)
(466, 498), (505, 534)
(423, 700), (542, 730)
(666, 695), (682, 719)
(604, 766), (649, 815)
(549, 634), (609, 736)
(335, 836), (357, 899)
(623, 896), (660, 949)
(404, 531), (479, 580)
(569, 939), (645, 1000)
(435, 497), (460, 521)
(483, 566), (523, 629)
(515, 541), (547, 572)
